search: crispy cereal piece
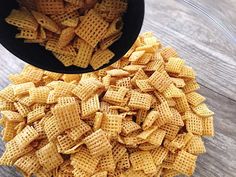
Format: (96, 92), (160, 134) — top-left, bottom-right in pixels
(32, 11), (61, 34)
(186, 136), (206, 155)
(1, 111), (24, 122)
(84, 129), (112, 157)
(14, 125), (39, 149)
(36, 142), (64, 171)
(12, 82), (35, 96)
(44, 116), (62, 141)
(71, 147), (100, 174)
(129, 51), (145, 62)
(130, 151), (156, 174)
(36, 0), (64, 15)
(150, 146), (169, 165)
(128, 91), (152, 110)
(53, 53), (75, 67)
(103, 87), (129, 104)
(142, 111), (159, 130)
(169, 108), (184, 126)
(72, 78), (104, 100)
(183, 80), (200, 93)
(90, 49), (115, 70)
(117, 152), (130, 170)
(100, 32), (122, 50)
(171, 78), (185, 88)
(20, 65), (42, 84)
(81, 94), (100, 117)
(5, 9), (38, 31)
(29, 86), (50, 104)
(202, 116), (214, 136)
(147, 129), (166, 146)
(93, 112), (103, 131)
(2, 121), (18, 142)
(186, 92), (206, 107)
(192, 103), (214, 117)
(0, 85), (16, 102)
(16, 28), (38, 39)
(98, 150), (116, 172)
(121, 121), (141, 135)
(75, 10), (109, 47)
(165, 57), (185, 74)
(67, 120), (91, 141)
(58, 27), (75, 48)
(91, 171), (108, 177)
(116, 77), (132, 89)
(173, 150), (197, 176)
(186, 113), (203, 135)
(160, 46), (178, 61)
(74, 40), (94, 68)
(65, 0), (84, 6)
(174, 95), (190, 113)
(160, 124), (180, 140)
(155, 101), (173, 127)
(148, 71), (172, 93)
(57, 134), (76, 152)
(47, 40), (77, 56)
(101, 114), (123, 137)
(112, 143), (127, 164)
(27, 107), (45, 124)
(163, 84), (184, 98)
(136, 79), (155, 92)
(52, 102), (81, 131)
(107, 69), (129, 77)
(137, 126), (158, 140)
(14, 152), (41, 175)
(179, 65), (196, 79)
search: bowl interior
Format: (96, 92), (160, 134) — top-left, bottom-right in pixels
(0, 0), (144, 74)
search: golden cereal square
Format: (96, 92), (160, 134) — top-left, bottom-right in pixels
(71, 147), (100, 174)
(173, 150), (197, 176)
(148, 71), (172, 93)
(29, 86), (50, 104)
(165, 57), (185, 74)
(67, 120), (91, 141)
(186, 92), (206, 107)
(36, 0), (64, 15)
(81, 94), (100, 117)
(5, 9), (38, 31)
(192, 103), (214, 117)
(90, 49), (115, 70)
(74, 40), (94, 68)
(14, 152), (41, 175)
(128, 91), (152, 110)
(101, 114), (123, 137)
(75, 10), (109, 47)
(202, 116), (214, 136)
(186, 113), (203, 135)
(98, 150), (116, 172)
(52, 103), (81, 130)
(36, 142), (64, 171)
(14, 125), (39, 149)
(84, 129), (112, 157)
(150, 146), (169, 165)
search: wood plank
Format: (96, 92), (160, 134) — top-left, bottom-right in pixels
(142, 0), (236, 100)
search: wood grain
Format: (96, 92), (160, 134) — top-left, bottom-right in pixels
(0, 0), (236, 177)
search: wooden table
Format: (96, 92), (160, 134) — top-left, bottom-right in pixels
(0, 0), (236, 176)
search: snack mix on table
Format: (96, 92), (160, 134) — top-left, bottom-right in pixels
(5, 0), (127, 69)
(0, 32), (214, 177)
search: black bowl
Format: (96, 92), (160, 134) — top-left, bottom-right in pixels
(0, 0), (144, 74)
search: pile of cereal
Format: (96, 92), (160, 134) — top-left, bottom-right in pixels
(5, 0), (127, 69)
(0, 32), (214, 177)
